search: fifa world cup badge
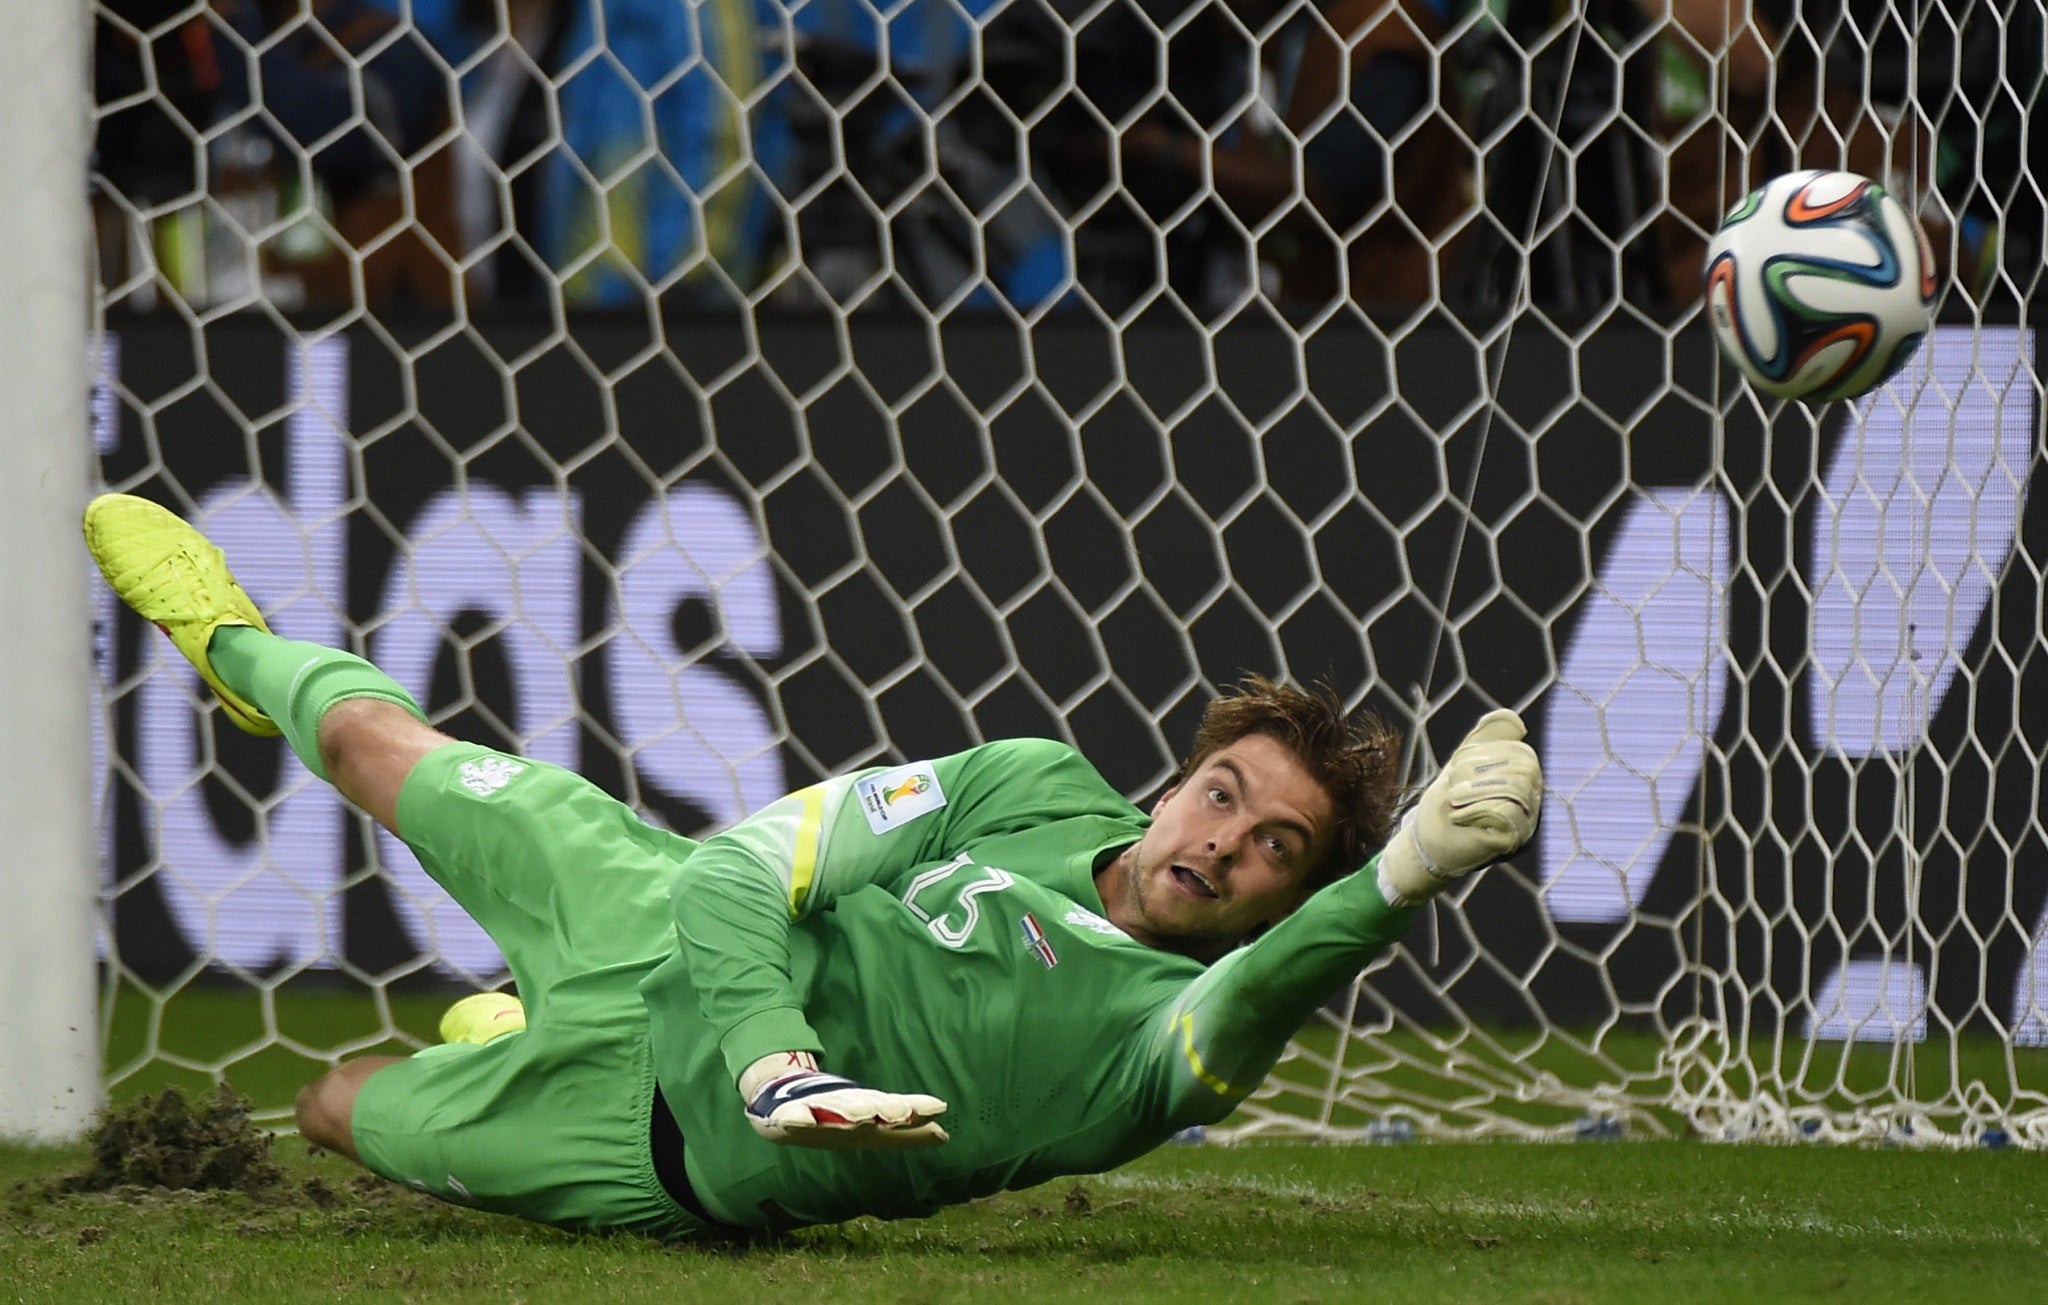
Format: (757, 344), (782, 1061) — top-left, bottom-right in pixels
(857, 763), (948, 833)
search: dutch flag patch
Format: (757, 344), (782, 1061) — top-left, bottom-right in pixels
(1020, 912), (1058, 969)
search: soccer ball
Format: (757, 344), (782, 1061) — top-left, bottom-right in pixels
(1702, 170), (1936, 403)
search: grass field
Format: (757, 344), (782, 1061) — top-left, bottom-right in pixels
(4, 985), (2041, 1303)
(7, 1131), (2045, 1303)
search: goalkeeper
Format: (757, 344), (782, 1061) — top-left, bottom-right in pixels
(84, 492), (1543, 1240)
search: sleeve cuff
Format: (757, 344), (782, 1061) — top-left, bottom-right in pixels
(719, 1007), (826, 1085)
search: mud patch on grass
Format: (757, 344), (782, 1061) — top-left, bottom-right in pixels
(11, 1085), (470, 1231)
(2, 1088), (541, 1259)
(48, 1084), (290, 1199)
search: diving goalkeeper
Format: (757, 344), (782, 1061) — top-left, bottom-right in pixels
(84, 492), (1543, 1239)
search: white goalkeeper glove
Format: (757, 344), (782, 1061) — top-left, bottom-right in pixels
(1377, 708), (1543, 907)
(739, 1052), (950, 1150)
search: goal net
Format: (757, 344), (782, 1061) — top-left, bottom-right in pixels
(74, 0), (2047, 1148)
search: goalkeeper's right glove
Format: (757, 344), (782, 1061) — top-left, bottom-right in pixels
(1377, 708), (1543, 907)
(739, 1052), (950, 1150)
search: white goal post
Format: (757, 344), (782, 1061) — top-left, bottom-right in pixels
(0, 2), (99, 1143)
(36, 0), (2048, 1149)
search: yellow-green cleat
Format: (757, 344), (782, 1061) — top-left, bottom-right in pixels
(81, 493), (280, 736)
(439, 991), (526, 1045)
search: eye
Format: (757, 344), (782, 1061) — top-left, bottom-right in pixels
(1207, 785), (1230, 807)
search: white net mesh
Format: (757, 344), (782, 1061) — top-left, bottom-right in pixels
(84, 0), (2048, 1145)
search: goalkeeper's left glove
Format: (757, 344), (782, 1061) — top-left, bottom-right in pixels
(1377, 708), (1543, 907)
(739, 1051), (950, 1150)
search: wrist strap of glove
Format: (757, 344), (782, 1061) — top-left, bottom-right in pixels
(738, 1049), (820, 1100)
(1376, 811), (1447, 908)
(746, 1070), (863, 1122)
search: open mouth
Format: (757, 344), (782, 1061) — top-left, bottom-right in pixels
(1172, 865), (1218, 899)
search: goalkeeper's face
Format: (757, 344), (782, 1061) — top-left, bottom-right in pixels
(1100, 733), (1336, 961)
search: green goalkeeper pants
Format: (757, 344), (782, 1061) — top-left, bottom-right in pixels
(347, 742), (714, 1238)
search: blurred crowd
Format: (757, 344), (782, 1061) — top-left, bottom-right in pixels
(90, 0), (2041, 318)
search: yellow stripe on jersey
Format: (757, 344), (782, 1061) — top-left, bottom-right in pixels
(1177, 1011), (1238, 1097)
(787, 784), (827, 914)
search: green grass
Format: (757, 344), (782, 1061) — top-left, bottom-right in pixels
(100, 978), (451, 1118)
(5, 1135), (2044, 1303)
(1260, 1018), (2048, 1139)
(8, 985), (2047, 1301)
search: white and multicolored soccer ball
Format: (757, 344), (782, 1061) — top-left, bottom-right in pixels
(1702, 170), (1937, 403)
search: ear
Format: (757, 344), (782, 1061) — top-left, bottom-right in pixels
(1152, 782), (1180, 816)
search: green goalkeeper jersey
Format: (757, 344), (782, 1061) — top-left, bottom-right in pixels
(639, 737), (1415, 1232)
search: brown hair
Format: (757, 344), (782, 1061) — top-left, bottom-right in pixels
(1173, 675), (1403, 892)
